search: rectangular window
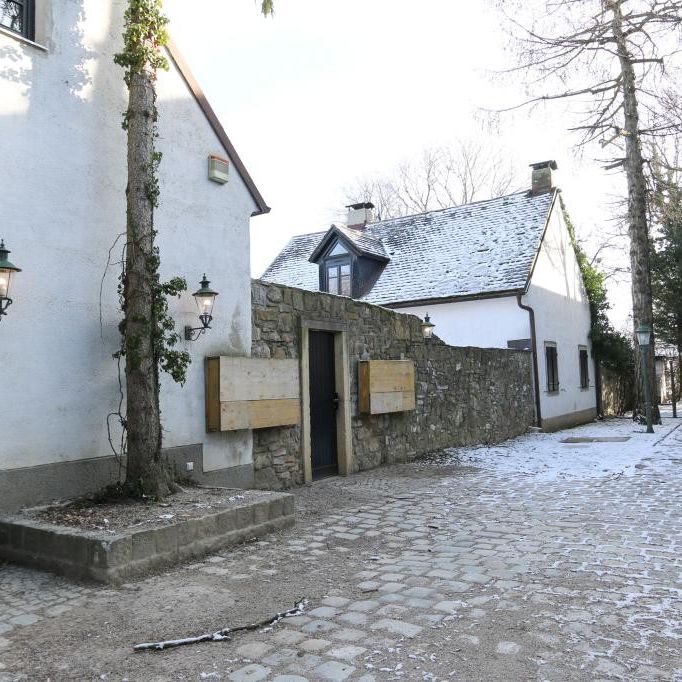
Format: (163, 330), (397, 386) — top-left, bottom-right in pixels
(325, 260), (352, 296)
(340, 263), (351, 296)
(327, 265), (338, 295)
(579, 347), (589, 389)
(545, 343), (559, 393)
(0, 0), (34, 40)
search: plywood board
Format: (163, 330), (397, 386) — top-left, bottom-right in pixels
(205, 357), (301, 432)
(220, 399), (300, 431)
(368, 391), (415, 414)
(205, 357), (221, 432)
(368, 360), (415, 394)
(358, 361), (371, 414)
(358, 360), (416, 415)
(218, 357), (300, 402)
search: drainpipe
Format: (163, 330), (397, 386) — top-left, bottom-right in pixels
(516, 294), (542, 427)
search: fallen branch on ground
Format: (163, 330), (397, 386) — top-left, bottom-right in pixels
(133, 598), (309, 652)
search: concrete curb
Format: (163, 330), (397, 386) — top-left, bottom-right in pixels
(0, 493), (295, 584)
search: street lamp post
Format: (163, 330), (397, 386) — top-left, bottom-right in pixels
(669, 351), (677, 419)
(635, 324), (654, 433)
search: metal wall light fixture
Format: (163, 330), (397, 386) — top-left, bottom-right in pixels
(635, 324), (654, 433)
(421, 313), (435, 341)
(0, 239), (21, 322)
(185, 274), (219, 341)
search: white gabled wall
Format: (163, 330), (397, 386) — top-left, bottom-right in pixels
(523, 197), (596, 423)
(398, 297), (530, 349)
(0, 1), (255, 474)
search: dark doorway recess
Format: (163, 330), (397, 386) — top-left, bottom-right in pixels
(309, 330), (339, 479)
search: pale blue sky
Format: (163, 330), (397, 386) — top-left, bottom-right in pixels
(165, 0), (629, 325)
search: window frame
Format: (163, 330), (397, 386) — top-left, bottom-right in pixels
(324, 257), (352, 296)
(0, 0), (35, 41)
(579, 346), (589, 390)
(545, 342), (559, 394)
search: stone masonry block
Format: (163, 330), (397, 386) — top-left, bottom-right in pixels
(98, 536), (132, 569)
(131, 528), (157, 561)
(154, 524), (178, 556)
(236, 504), (255, 528)
(215, 508), (237, 535)
(253, 500), (270, 525)
(268, 496), (284, 520)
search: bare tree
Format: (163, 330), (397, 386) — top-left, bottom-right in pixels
(344, 141), (517, 220)
(497, 0), (682, 417)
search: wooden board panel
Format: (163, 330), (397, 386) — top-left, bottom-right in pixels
(218, 357), (300, 402)
(368, 360), (415, 394)
(205, 357), (221, 432)
(358, 360), (416, 415)
(358, 361), (370, 414)
(220, 399), (300, 431)
(370, 391), (415, 415)
(206, 357), (301, 432)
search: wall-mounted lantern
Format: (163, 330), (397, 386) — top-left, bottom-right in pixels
(0, 239), (21, 322)
(421, 313), (435, 341)
(185, 274), (219, 341)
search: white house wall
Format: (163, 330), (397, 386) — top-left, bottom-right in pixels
(524, 201), (597, 428)
(398, 297), (530, 349)
(0, 1), (256, 506)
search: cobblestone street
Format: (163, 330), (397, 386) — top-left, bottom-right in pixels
(1, 417), (681, 681)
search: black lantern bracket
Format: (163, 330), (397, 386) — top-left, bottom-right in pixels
(0, 239), (21, 323)
(185, 274), (219, 341)
(184, 314), (213, 341)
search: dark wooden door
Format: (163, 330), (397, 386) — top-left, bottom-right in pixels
(309, 330), (338, 479)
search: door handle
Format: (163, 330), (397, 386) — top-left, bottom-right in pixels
(332, 392), (340, 410)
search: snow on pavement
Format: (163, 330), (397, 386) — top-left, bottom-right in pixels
(439, 412), (682, 481)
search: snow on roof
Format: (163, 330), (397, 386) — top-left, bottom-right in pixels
(262, 189), (557, 305)
(333, 225), (389, 260)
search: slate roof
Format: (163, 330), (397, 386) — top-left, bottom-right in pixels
(262, 189), (558, 306)
(333, 225), (389, 261)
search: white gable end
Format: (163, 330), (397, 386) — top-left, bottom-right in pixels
(525, 200), (595, 426)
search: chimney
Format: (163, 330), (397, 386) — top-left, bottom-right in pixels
(530, 160), (558, 194)
(346, 202), (375, 230)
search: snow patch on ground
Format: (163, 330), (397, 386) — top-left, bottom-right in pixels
(438, 414), (682, 481)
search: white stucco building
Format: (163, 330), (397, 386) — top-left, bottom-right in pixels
(263, 161), (597, 432)
(0, 1), (269, 510)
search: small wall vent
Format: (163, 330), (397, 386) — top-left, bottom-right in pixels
(208, 155), (230, 184)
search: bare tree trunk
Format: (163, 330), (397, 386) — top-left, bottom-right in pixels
(610, 0), (660, 421)
(124, 68), (170, 498)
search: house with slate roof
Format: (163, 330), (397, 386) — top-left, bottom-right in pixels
(262, 161), (597, 432)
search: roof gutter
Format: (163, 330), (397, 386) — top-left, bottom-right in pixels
(383, 289), (522, 309)
(516, 293), (542, 427)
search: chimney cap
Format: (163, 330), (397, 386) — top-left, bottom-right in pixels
(530, 160), (558, 171)
(346, 201), (375, 211)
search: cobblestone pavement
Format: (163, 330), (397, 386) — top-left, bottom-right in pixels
(1, 418), (681, 681)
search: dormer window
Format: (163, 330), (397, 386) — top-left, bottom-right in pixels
(327, 261), (351, 296)
(320, 239), (352, 296)
(1, 0), (35, 40)
(309, 225), (390, 299)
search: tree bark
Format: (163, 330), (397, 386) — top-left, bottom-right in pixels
(124, 68), (170, 497)
(610, 0), (660, 422)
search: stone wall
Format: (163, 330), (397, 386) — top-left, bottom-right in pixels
(600, 365), (635, 416)
(251, 280), (536, 489)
